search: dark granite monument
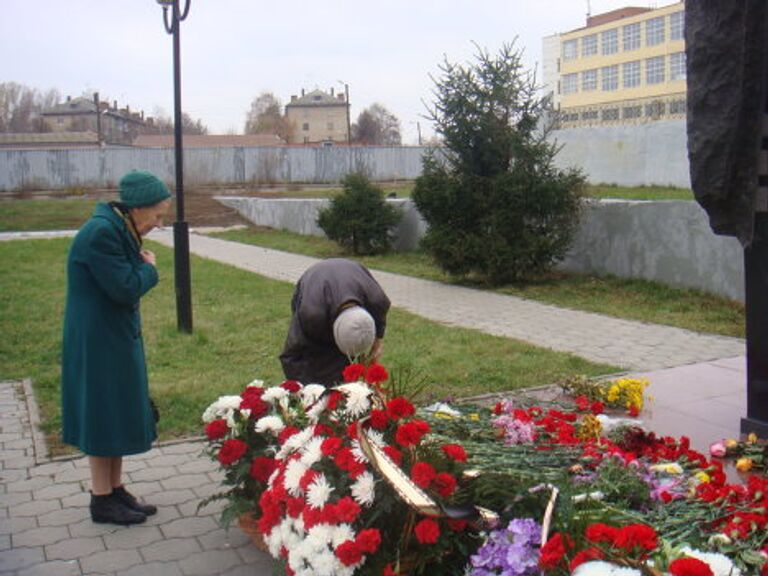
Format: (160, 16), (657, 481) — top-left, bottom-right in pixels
(686, 1), (768, 435)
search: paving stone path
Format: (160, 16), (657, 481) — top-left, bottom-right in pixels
(0, 380), (274, 576)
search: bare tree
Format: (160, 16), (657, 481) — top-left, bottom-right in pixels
(352, 103), (401, 145)
(147, 111), (208, 135)
(0, 82), (59, 133)
(244, 92), (293, 141)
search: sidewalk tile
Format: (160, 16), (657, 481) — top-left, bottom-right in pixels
(46, 537), (105, 561)
(178, 549), (243, 576)
(17, 560), (81, 576)
(12, 525), (70, 547)
(80, 549), (143, 574)
(140, 537), (201, 562)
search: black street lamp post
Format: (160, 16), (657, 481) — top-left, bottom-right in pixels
(158, 0), (193, 333)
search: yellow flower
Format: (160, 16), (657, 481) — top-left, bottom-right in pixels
(469, 413), (480, 421)
(577, 414), (602, 441)
(747, 433), (758, 444)
(694, 471), (711, 484)
(649, 462), (683, 475)
(735, 457), (753, 472)
(724, 438), (739, 449)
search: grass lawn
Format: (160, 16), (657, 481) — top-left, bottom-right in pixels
(0, 238), (616, 456)
(0, 197), (108, 232)
(213, 227), (745, 338)
(586, 185), (694, 201)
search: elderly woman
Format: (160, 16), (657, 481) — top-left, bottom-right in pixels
(61, 170), (171, 525)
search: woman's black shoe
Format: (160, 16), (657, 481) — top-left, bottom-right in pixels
(90, 492), (146, 525)
(112, 485), (158, 516)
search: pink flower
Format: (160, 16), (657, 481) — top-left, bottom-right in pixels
(709, 441), (727, 458)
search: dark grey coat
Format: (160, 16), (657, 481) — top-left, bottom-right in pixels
(279, 259), (390, 386)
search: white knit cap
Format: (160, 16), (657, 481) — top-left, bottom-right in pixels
(333, 306), (376, 358)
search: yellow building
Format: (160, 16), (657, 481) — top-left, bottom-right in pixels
(543, 1), (685, 127)
(285, 88), (350, 145)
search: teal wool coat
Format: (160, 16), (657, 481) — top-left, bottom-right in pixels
(61, 203), (158, 456)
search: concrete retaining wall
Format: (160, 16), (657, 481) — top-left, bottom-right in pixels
(218, 196), (743, 302)
(550, 119), (690, 189)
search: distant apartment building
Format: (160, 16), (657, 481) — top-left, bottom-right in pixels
(41, 93), (148, 145)
(542, 1), (686, 127)
(285, 88), (349, 145)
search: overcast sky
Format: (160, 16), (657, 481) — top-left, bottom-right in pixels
(2, 0), (663, 144)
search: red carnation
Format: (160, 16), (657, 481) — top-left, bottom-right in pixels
(441, 444), (467, 462)
(410, 462), (437, 488)
(414, 518), (440, 544)
(433, 473), (457, 498)
(343, 363), (366, 382)
(628, 405), (640, 417)
(346, 421), (359, 440)
(217, 439), (247, 465)
(355, 528), (382, 553)
(585, 523), (619, 544)
(668, 558), (715, 576)
(204, 419), (228, 440)
(387, 397), (415, 420)
(591, 401), (605, 415)
(327, 391), (343, 410)
(314, 423), (334, 437)
(249, 456), (276, 482)
(613, 524), (658, 552)
(365, 363), (389, 384)
(335, 540), (363, 566)
(369, 409), (390, 430)
(539, 533), (572, 569)
(240, 394), (268, 418)
(570, 548), (605, 571)
(395, 420), (430, 447)
(281, 380), (301, 393)
(278, 426), (300, 445)
(321, 436), (343, 456)
(299, 469), (318, 492)
(575, 395), (590, 411)
(286, 496), (304, 518)
(302, 506), (323, 529)
(447, 519), (468, 532)
(334, 496), (362, 523)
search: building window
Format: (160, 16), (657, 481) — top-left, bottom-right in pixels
(646, 16), (665, 46)
(581, 110), (599, 121)
(601, 108), (620, 122)
(601, 29), (618, 55)
(623, 61), (641, 88)
(646, 56), (665, 84)
(623, 105), (642, 119)
(562, 73), (579, 94)
(623, 22), (641, 51)
(327, 122), (334, 130)
(670, 11), (684, 41)
(601, 65), (619, 91)
(669, 100), (686, 115)
(302, 122), (309, 131)
(581, 69), (598, 92)
(562, 39), (578, 61)
(581, 34), (597, 57)
(645, 100), (666, 118)
(669, 52), (686, 81)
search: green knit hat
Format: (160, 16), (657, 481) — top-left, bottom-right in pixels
(118, 171), (171, 208)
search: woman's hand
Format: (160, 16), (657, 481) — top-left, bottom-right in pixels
(140, 249), (157, 266)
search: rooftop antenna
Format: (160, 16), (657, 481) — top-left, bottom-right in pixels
(586, 0), (592, 19)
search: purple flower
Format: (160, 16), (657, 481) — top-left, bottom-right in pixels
(470, 518), (541, 575)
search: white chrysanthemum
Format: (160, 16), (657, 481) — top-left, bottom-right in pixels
(255, 415), (285, 435)
(262, 386), (289, 404)
(306, 524), (333, 549)
(305, 396), (329, 422)
(707, 533), (732, 547)
(247, 378), (264, 388)
(201, 395), (242, 422)
(300, 436), (324, 467)
(307, 473), (334, 509)
(350, 440), (370, 464)
(266, 517), (291, 557)
(277, 427), (315, 459)
(335, 382), (373, 417)
(365, 429), (386, 447)
(300, 384), (326, 405)
(678, 547), (741, 576)
(572, 562), (642, 575)
(331, 524), (356, 547)
(284, 458), (309, 497)
(311, 550), (338, 575)
(351, 471), (376, 506)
